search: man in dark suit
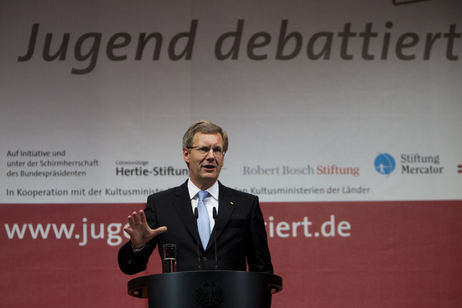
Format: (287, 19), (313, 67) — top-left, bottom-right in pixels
(118, 120), (273, 274)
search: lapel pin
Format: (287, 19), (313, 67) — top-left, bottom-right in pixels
(230, 202), (233, 205)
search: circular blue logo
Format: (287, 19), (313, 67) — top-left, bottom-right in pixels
(374, 153), (395, 175)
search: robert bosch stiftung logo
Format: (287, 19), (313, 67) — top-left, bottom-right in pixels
(374, 153), (395, 175)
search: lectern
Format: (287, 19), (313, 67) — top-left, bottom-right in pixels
(127, 270), (283, 308)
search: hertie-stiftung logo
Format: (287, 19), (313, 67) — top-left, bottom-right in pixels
(375, 153), (395, 176)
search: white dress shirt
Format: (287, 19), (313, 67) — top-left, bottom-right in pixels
(188, 179), (219, 233)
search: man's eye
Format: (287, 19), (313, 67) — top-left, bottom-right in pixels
(198, 147), (209, 153)
(213, 148), (223, 153)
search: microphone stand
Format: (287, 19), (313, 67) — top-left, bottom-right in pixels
(194, 207), (201, 270)
(213, 207), (218, 270)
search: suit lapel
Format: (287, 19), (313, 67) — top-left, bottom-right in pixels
(207, 182), (234, 250)
(172, 181), (200, 246)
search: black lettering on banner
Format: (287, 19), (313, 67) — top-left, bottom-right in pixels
(359, 23), (378, 60)
(338, 22), (357, 60)
(168, 20), (197, 61)
(247, 32), (271, 60)
(307, 32), (333, 60)
(135, 32), (163, 60)
(215, 19), (244, 60)
(17, 21), (461, 74)
(72, 32), (102, 74)
(444, 24), (461, 60)
(43, 32), (70, 61)
(107, 32), (131, 61)
(381, 22), (393, 59)
(276, 20), (302, 60)
(396, 32), (419, 60)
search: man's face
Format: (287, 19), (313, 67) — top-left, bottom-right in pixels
(183, 132), (225, 190)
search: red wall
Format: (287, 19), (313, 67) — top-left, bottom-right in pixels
(1, 201), (461, 307)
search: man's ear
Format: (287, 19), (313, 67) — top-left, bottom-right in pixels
(183, 148), (190, 164)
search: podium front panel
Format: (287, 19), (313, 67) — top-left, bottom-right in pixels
(128, 270), (282, 308)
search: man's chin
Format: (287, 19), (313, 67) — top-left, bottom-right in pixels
(200, 171), (219, 181)
(202, 173), (217, 180)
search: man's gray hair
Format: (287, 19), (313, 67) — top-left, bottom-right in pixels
(183, 120), (229, 153)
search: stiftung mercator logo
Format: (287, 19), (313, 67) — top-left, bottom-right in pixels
(374, 153), (396, 176)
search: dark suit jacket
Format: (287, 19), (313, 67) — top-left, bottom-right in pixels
(118, 180), (273, 274)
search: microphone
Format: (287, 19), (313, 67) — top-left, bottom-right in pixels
(213, 207), (218, 270)
(194, 207), (201, 270)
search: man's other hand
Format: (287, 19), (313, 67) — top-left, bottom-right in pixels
(124, 209), (167, 249)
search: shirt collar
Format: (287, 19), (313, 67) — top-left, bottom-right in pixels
(188, 178), (219, 201)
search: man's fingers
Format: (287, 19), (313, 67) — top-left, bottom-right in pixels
(153, 226), (167, 236)
(123, 226), (134, 236)
(128, 210), (147, 227)
(127, 214), (135, 227)
(126, 211), (165, 243)
(139, 210), (147, 224)
(132, 211), (141, 225)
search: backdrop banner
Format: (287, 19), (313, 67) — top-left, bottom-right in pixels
(1, 0), (461, 307)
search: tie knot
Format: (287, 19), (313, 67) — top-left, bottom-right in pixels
(198, 190), (208, 202)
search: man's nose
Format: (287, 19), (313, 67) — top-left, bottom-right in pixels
(205, 149), (215, 159)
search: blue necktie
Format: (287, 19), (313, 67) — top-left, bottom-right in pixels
(197, 191), (210, 250)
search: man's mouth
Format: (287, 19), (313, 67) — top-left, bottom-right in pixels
(202, 165), (216, 171)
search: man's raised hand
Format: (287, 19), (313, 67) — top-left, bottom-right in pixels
(123, 209), (167, 249)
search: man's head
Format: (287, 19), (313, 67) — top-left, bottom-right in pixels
(183, 120), (228, 190)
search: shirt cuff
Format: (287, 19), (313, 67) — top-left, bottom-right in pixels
(132, 244), (146, 252)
